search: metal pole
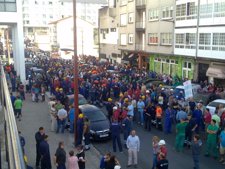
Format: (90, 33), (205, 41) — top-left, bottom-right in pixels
(6, 29), (10, 64)
(73, 0), (79, 145)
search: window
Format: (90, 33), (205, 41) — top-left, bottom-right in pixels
(120, 0), (127, 6)
(212, 33), (225, 51)
(48, 1), (52, 5)
(128, 13), (134, 23)
(0, 0), (16, 12)
(200, 3), (213, 18)
(128, 34), (134, 44)
(120, 34), (127, 45)
(162, 6), (173, 18)
(101, 29), (108, 39)
(175, 34), (185, 48)
(185, 33), (196, 49)
(199, 33), (211, 50)
(110, 28), (116, 32)
(148, 9), (159, 20)
(120, 13), (127, 26)
(161, 33), (172, 45)
(214, 2), (225, 17)
(187, 2), (196, 16)
(183, 61), (192, 79)
(176, 4), (186, 20)
(148, 33), (158, 44)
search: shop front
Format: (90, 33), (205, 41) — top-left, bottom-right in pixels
(149, 54), (195, 80)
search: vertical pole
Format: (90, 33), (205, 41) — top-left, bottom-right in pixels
(6, 29), (10, 64)
(73, 0), (79, 145)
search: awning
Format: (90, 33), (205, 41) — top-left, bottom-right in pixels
(206, 66), (225, 79)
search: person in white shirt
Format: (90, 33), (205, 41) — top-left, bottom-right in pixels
(126, 130), (140, 168)
(56, 106), (67, 133)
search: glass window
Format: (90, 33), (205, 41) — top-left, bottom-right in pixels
(186, 33), (196, 44)
(175, 34), (185, 44)
(199, 33), (211, 45)
(0, 0), (16, 12)
(148, 33), (158, 44)
(176, 4), (186, 17)
(120, 13), (127, 26)
(148, 9), (159, 20)
(212, 33), (225, 51)
(162, 6), (173, 18)
(128, 13), (134, 23)
(120, 34), (127, 45)
(161, 33), (172, 45)
(128, 34), (134, 44)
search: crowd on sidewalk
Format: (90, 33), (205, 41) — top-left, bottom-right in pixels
(4, 55), (225, 169)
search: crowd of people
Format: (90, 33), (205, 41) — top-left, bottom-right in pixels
(5, 55), (225, 169)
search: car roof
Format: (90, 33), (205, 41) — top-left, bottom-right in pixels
(79, 104), (100, 111)
(209, 99), (225, 103)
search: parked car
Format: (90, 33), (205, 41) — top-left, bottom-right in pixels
(79, 104), (110, 140)
(67, 94), (88, 106)
(206, 99), (225, 115)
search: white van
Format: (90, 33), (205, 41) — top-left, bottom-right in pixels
(174, 84), (201, 100)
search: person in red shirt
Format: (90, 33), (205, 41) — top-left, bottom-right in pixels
(157, 140), (167, 161)
(204, 108), (212, 129)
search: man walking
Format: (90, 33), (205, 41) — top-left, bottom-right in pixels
(54, 142), (66, 169)
(14, 96), (23, 121)
(56, 106), (67, 133)
(39, 135), (51, 169)
(126, 130), (140, 168)
(35, 127), (45, 168)
(111, 119), (123, 153)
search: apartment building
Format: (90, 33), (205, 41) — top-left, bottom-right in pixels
(99, 6), (121, 63)
(174, 0), (225, 83)
(0, 0), (25, 82)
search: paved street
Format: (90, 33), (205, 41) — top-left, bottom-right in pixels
(16, 94), (100, 169)
(94, 109), (224, 169)
(15, 92), (224, 169)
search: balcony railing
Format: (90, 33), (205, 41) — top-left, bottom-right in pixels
(136, 44), (145, 51)
(136, 22), (145, 30)
(0, 61), (26, 169)
(136, 0), (146, 8)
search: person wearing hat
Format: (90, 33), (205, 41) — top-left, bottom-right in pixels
(158, 140), (167, 161)
(76, 113), (84, 146)
(205, 119), (219, 158)
(106, 98), (114, 122)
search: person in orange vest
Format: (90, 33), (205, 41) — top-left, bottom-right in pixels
(156, 105), (163, 131)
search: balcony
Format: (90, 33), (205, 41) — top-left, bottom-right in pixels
(136, 44), (145, 51)
(136, 0), (146, 9)
(136, 22), (145, 31)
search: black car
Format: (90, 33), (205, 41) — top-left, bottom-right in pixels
(67, 94), (88, 106)
(79, 104), (110, 140)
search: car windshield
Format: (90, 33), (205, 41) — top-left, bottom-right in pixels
(83, 110), (107, 122)
(78, 97), (88, 105)
(208, 102), (225, 108)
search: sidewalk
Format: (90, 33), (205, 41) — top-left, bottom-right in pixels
(16, 93), (101, 169)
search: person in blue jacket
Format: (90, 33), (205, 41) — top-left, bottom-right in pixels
(111, 119), (123, 152)
(76, 113), (84, 146)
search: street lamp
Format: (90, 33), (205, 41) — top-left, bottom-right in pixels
(73, 0), (79, 145)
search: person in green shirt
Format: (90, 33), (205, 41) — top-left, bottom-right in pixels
(14, 96), (23, 121)
(175, 118), (188, 152)
(205, 119), (219, 158)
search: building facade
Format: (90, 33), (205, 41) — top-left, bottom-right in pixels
(174, 0), (225, 83)
(99, 6), (121, 63)
(99, 0), (225, 83)
(49, 16), (98, 59)
(0, 0), (26, 82)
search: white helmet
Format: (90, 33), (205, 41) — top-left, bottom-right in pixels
(158, 140), (166, 146)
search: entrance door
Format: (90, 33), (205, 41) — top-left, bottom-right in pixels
(198, 63), (209, 82)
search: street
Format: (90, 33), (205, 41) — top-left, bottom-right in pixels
(93, 109), (224, 169)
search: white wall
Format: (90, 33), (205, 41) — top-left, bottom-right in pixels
(56, 17), (97, 57)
